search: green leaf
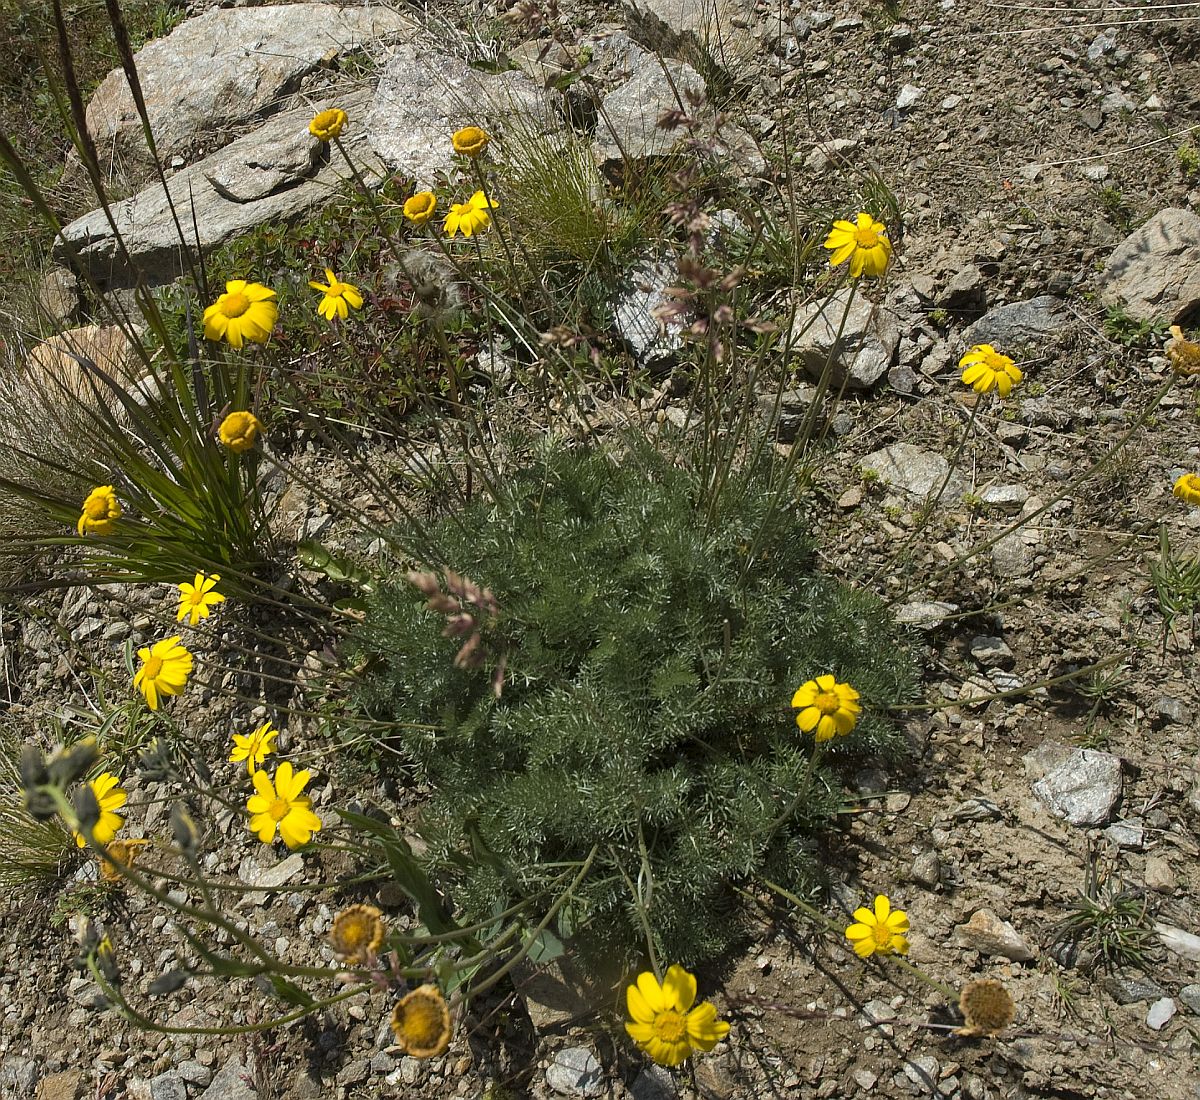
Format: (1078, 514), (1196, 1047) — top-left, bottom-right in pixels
(267, 975), (315, 1009)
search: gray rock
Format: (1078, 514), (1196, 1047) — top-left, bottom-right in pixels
(37, 267), (82, 325)
(0, 1057), (37, 1097)
(953, 908), (1037, 961)
(625, 0), (755, 70)
(980, 484), (1029, 512)
(1087, 30), (1117, 60)
(85, 5), (414, 185)
(198, 1056), (256, 1100)
(150, 1073), (187, 1100)
(516, 957), (606, 1032)
(1153, 696), (1190, 726)
(595, 55), (704, 164)
(1032, 748), (1122, 826)
(969, 635), (1015, 669)
(990, 530), (1039, 578)
(859, 443), (968, 500)
(1145, 855), (1177, 893)
(178, 1062), (213, 1087)
(1147, 997), (1177, 1030)
(545, 1047), (604, 1097)
(911, 850), (941, 888)
(1100, 208), (1200, 323)
(894, 600), (958, 630)
(338, 1060), (369, 1086)
(791, 288), (900, 390)
(631, 1065), (677, 1100)
(951, 797), (1003, 821)
(757, 385), (819, 442)
(367, 41), (555, 186)
(1156, 922), (1200, 961)
(803, 138), (859, 173)
(902, 1055), (940, 1093)
(1101, 89), (1136, 116)
(1179, 984), (1200, 1013)
(238, 852), (305, 899)
(909, 247), (986, 312)
(59, 93), (378, 288)
(1103, 972), (1165, 1004)
(963, 295), (1069, 349)
(613, 256), (685, 366)
(895, 83), (925, 110)
(1105, 821), (1144, 849)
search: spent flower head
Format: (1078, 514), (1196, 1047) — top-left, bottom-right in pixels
(78, 485), (121, 537)
(309, 269), (364, 322)
(403, 191), (437, 226)
(390, 984), (452, 1058)
(444, 190), (498, 239)
(791, 675), (861, 741)
(845, 894), (910, 958)
(1173, 473), (1200, 506)
(73, 772), (127, 848)
(202, 280), (277, 349)
(246, 762), (322, 849)
(309, 108), (347, 141)
(823, 212), (892, 278)
(625, 964), (729, 1067)
(229, 720), (279, 774)
(1168, 325), (1200, 376)
(957, 978), (1016, 1037)
(218, 411), (263, 454)
(134, 636), (194, 710)
(959, 344), (1023, 397)
(99, 838), (148, 884)
(451, 125), (490, 158)
(177, 572), (225, 625)
(329, 903), (386, 964)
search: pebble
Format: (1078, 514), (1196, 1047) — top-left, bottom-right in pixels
(1146, 997), (1176, 1030)
(1103, 972), (1165, 1005)
(1144, 855), (1177, 893)
(1153, 696), (1190, 726)
(1030, 747), (1122, 826)
(896, 84), (925, 110)
(969, 635), (1015, 669)
(911, 850), (942, 889)
(1179, 985), (1200, 1014)
(545, 1047), (604, 1097)
(631, 1066), (677, 1100)
(903, 1055), (940, 1092)
(1104, 821), (1144, 849)
(149, 1072), (187, 1100)
(1155, 923), (1200, 961)
(953, 908), (1037, 962)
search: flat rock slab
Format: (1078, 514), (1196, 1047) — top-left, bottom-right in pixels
(791, 287), (900, 390)
(962, 294), (1068, 349)
(367, 42), (556, 186)
(1031, 747), (1122, 826)
(595, 54), (704, 164)
(1100, 207), (1200, 323)
(58, 92), (378, 288)
(860, 442), (968, 501)
(86, 4), (415, 184)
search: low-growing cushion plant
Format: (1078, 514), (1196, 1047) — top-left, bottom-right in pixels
(346, 436), (918, 966)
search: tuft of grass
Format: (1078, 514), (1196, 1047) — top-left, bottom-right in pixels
(0, 725), (73, 891)
(1149, 524), (1200, 638)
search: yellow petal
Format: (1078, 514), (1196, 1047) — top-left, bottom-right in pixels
(627, 983), (657, 1024)
(662, 964), (697, 1013)
(635, 971), (668, 1014)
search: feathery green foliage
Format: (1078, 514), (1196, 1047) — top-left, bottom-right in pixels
(347, 438), (917, 965)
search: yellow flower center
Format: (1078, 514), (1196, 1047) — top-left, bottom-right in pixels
(653, 1010), (687, 1042)
(814, 690), (840, 714)
(854, 225), (881, 248)
(268, 797), (291, 822)
(143, 655), (163, 679)
(222, 291), (251, 318)
(85, 498), (110, 518)
(979, 351), (1007, 373)
(399, 998), (446, 1046)
(873, 922), (894, 949)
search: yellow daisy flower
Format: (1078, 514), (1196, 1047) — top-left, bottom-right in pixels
(202, 280), (278, 349)
(218, 410), (263, 454)
(959, 344), (1023, 397)
(845, 894), (910, 958)
(133, 636), (194, 711)
(451, 125), (490, 158)
(177, 572), (226, 626)
(309, 108), (347, 142)
(625, 964), (729, 1067)
(444, 190), (498, 239)
(791, 675), (861, 742)
(823, 212), (892, 278)
(77, 485), (122, 537)
(403, 191), (437, 226)
(229, 720), (279, 775)
(309, 269), (364, 322)
(73, 772), (127, 848)
(1174, 473), (1200, 506)
(329, 903), (386, 964)
(246, 762), (322, 849)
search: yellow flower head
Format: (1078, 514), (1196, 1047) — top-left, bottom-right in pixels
(390, 984), (452, 1059)
(202, 280), (278, 349)
(229, 720), (279, 774)
(309, 269), (364, 322)
(957, 978), (1016, 1037)
(329, 903), (386, 964)
(625, 964), (729, 1067)
(792, 675), (860, 742)
(177, 571), (226, 626)
(845, 894), (910, 958)
(959, 344), (1023, 397)
(73, 772), (127, 848)
(444, 190), (499, 239)
(77, 485), (122, 537)
(134, 636), (194, 711)
(1167, 325), (1200, 377)
(823, 212), (892, 278)
(1174, 472), (1200, 506)
(309, 108), (347, 142)
(218, 410), (263, 454)
(451, 125), (490, 158)
(246, 761), (322, 849)
(404, 191), (437, 226)
(99, 837), (148, 883)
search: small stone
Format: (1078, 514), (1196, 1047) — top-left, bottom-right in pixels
(859, 443), (967, 500)
(979, 484), (1029, 512)
(1178, 985), (1200, 1013)
(1105, 821), (1144, 849)
(1099, 208), (1200, 324)
(894, 600), (958, 631)
(36, 1071), (81, 1100)
(969, 635), (1015, 669)
(545, 1047), (604, 1098)
(1153, 696), (1190, 726)
(837, 486), (864, 510)
(951, 797), (1003, 821)
(954, 908), (1037, 961)
(1146, 997), (1177, 1030)
(1082, 164), (1110, 182)
(1031, 748), (1122, 826)
(895, 83), (925, 110)
(911, 850), (941, 888)
(1103, 972), (1165, 1004)
(631, 1065), (677, 1100)
(1156, 922), (1200, 962)
(1087, 30), (1117, 60)
(854, 1069), (879, 1090)
(963, 295), (1069, 349)
(902, 1055), (940, 1093)
(338, 1059), (369, 1087)
(791, 287), (900, 390)
(1, 1058), (37, 1098)
(197, 1057), (256, 1100)
(177, 1062), (212, 1087)
(150, 1073), (186, 1100)
(1144, 855), (1177, 893)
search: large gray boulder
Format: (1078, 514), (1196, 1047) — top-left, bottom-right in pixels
(86, 4), (415, 185)
(1100, 208), (1200, 323)
(57, 93), (378, 288)
(366, 41), (556, 185)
